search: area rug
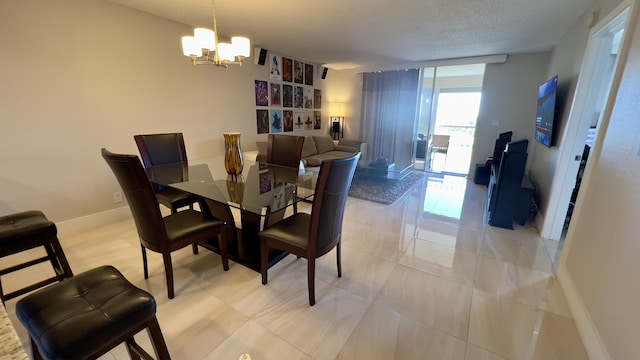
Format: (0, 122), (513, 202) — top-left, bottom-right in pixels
(348, 172), (425, 205)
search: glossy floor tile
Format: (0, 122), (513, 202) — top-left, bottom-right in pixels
(1, 173), (588, 359)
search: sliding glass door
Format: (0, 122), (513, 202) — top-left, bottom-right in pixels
(415, 64), (485, 175)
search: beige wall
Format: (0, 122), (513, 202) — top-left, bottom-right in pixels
(470, 52), (551, 174)
(0, 0), (332, 222)
(561, 1), (640, 358)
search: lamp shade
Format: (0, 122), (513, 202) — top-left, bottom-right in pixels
(194, 28), (216, 50)
(332, 121), (340, 133)
(181, 36), (202, 57)
(232, 36), (250, 57)
(218, 43), (235, 61)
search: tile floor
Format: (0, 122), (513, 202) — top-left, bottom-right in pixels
(1, 174), (587, 360)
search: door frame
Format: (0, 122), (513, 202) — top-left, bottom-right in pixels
(540, 2), (632, 240)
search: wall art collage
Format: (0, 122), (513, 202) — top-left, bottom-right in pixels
(255, 53), (322, 134)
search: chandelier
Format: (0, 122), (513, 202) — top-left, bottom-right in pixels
(181, 2), (250, 67)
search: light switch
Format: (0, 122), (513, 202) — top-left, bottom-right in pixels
(492, 119), (500, 126)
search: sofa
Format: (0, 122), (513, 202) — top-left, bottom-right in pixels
(300, 135), (366, 168)
(254, 135), (367, 168)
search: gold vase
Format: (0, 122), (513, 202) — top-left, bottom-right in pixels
(226, 175), (245, 204)
(223, 132), (244, 175)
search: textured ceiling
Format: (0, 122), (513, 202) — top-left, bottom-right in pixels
(108, 0), (595, 70)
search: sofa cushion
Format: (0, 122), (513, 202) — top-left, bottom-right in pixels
(312, 135), (336, 154)
(301, 137), (318, 157)
(336, 139), (362, 153)
(305, 157), (323, 167)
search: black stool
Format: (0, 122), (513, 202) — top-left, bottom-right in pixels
(0, 210), (74, 303)
(16, 265), (171, 360)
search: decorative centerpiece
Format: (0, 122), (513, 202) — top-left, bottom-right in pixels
(223, 132), (244, 176)
(226, 175), (244, 204)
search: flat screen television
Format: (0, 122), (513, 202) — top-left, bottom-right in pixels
(535, 75), (558, 147)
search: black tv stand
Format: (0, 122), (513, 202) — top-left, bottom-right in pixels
(487, 139), (535, 229)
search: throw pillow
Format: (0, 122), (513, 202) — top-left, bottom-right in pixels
(312, 135), (336, 154)
(301, 137), (318, 157)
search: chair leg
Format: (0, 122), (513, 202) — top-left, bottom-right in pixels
(141, 245), (149, 279)
(46, 236), (74, 278)
(146, 317), (171, 360)
(336, 241), (342, 278)
(192, 243), (199, 255)
(218, 235), (229, 271)
(162, 253), (174, 299)
(308, 259), (316, 306)
(260, 238), (268, 285)
(125, 338), (143, 360)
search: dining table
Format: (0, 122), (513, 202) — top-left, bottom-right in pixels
(146, 157), (318, 272)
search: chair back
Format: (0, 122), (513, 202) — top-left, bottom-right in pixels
(101, 148), (167, 250)
(431, 134), (450, 150)
(134, 133), (188, 168)
(267, 134), (305, 167)
(309, 152), (360, 252)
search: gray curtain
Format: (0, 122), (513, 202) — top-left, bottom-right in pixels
(360, 69), (420, 169)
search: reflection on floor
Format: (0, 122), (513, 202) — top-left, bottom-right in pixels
(1, 175), (587, 360)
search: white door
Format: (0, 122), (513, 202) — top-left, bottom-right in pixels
(541, 2), (631, 240)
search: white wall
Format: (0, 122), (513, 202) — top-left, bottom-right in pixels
(0, 0), (330, 222)
(561, 1), (640, 357)
(470, 52), (551, 174)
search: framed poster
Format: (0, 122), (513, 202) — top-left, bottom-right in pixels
(270, 110), (283, 133)
(304, 112), (313, 130)
(255, 80), (268, 106)
(294, 60), (304, 84)
(283, 110), (293, 132)
(282, 57), (293, 82)
(304, 87), (313, 109)
(314, 89), (322, 109)
(294, 86), (304, 108)
(270, 83), (281, 106)
(293, 111), (305, 130)
(304, 63), (314, 86)
(256, 110), (269, 134)
(269, 54), (282, 81)
(314, 111), (322, 130)
(282, 84), (293, 108)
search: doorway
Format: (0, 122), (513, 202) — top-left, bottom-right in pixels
(415, 64), (485, 175)
(541, 4), (630, 243)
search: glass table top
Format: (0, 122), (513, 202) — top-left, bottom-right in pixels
(146, 157), (317, 215)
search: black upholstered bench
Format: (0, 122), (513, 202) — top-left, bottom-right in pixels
(0, 210), (74, 303)
(16, 265), (171, 360)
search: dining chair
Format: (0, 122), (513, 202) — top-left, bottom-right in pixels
(259, 152), (360, 306)
(266, 134), (305, 167)
(101, 148), (229, 299)
(429, 134), (450, 169)
(267, 134), (305, 214)
(134, 133), (200, 214)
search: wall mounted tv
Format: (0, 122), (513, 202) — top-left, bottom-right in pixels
(535, 75), (558, 147)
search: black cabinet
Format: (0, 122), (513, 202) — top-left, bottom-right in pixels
(487, 139), (534, 229)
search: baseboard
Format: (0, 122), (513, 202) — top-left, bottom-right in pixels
(557, 266), (611, 360)
(56, 206), (131, 237)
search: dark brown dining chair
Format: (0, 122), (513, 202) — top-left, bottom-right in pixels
(267, 134), (305, 214)
(266, 134), (305, 167)
(259, 152), (360, 306)
(102, 148), (229, 299)
(134, 133), (200, 214)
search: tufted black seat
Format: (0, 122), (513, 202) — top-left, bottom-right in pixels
(0, 210), (74, 303)
(16, 265), (171, 360)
